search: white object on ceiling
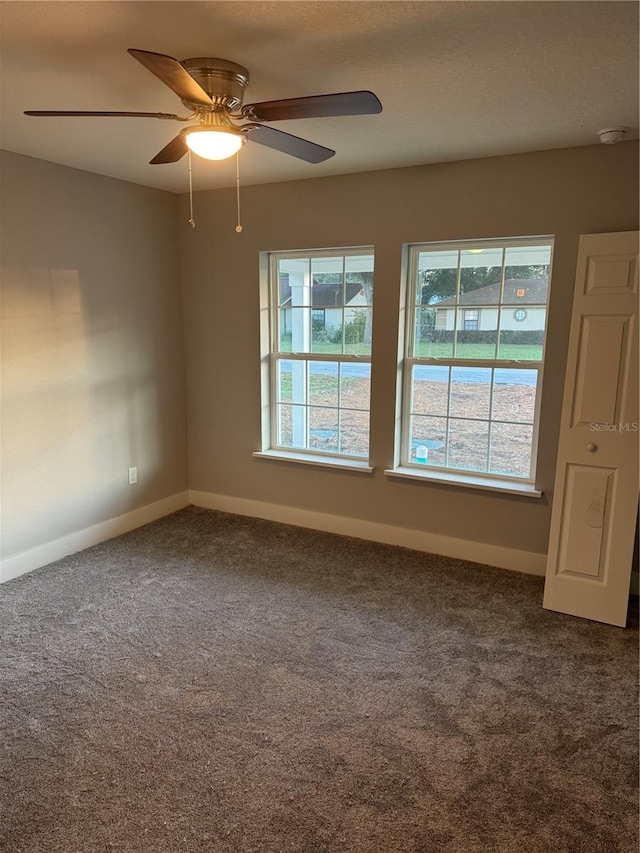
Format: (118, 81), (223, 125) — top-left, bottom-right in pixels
(0, 0), (638, 194)
(598, 127), (629, 144)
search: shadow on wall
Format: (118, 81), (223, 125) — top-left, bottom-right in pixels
(1, 267), (162, 559)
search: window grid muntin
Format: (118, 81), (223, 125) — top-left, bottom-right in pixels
(271, 248), (374, 356)
(405, 358), (541, 480)
(268, 247), (374, 461)
(271, 354), (370, 459)
(403, 237), (552, 483)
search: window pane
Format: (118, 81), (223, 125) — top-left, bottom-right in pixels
(415, 318), (454, 358)
(309, 361), (339, 407)
(344, 307), (372, 356)
(489, 422), (534, 478)
(410, 415), (447, 466)
(411, 364), (449, 417)
(492, 369), (537, 424)
(312, 278), (344, 308)
(447, 418), (489, 472)
(286, 262), (312, 307)
(311, 311), (342, 353)
(459, 248), (503, 302)
(311, 256), (344, 306)
(278, 270), (292, 306)
(449, 367), (491, 420)
(278, 257), (308, 290)
(339, 410), (369, 457)
(416, 252), (457, 358)
(289, 360), (307, 404)
(278, 308), (293, 352)
(277, 403), (306, 449)
(277, 359), (292, 402)
(418, 250), (458, 306)
(309, 407), (338, 452)
(284, 307), (311, 353)
(454, 307), (497, 359)
(504, 245), (551, 287)
(340, 362), (371, 411)
(498, 307), (545, 360)
(345, 254), (375, 288)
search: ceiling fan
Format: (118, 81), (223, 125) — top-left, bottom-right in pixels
(25, 49), (383, 165)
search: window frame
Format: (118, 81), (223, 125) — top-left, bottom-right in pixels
(391, 236), (554, 494)
(256, 246), (375, 471)
(463, 308), (479, 331)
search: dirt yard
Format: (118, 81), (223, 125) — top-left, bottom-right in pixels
(280, 377), (537, 477)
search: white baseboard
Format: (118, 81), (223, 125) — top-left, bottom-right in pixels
(0, 491), (190, 584)
(4, 487), (635, 593)
(189, 490), (547, 576)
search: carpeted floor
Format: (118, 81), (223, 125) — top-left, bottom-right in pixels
(0, 506), (637, 853)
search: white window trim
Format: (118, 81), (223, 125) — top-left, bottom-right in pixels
(253, 449), (374, 473)
(383, 466), (542, 497)
(390, 235), (554, 493)
(258, 246), (374, 467)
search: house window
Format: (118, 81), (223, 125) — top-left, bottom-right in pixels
(396, 237), (553, 486)
(463, 309), (479, 330)
(260, 248), (374, 463)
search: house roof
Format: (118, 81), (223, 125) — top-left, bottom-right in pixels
(434, 278), (548, 307)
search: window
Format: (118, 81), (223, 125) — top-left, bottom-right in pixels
(260, 248), (374, 465)
(435, 309), (447, 330)
(396, 237), (553, 488)
(463, 309), (479, 330)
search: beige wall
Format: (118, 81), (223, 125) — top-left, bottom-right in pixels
(1, 152), (187, 559)
(1, 143), (636, 564)
(180, 142), (639, 557)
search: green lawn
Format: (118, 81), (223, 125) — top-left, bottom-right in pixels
(280, 339), (371, 356)
(279, 341), (542, 359)
(278, 372), (371, 402)
(415, 342), (542, 360)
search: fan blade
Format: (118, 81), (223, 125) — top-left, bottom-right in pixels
(150, 134), (188, 165)
(242, 91), (382, 122)
(245, 125), (334, 163)
(128, 48), (213, 107)
(24, 110), (183, 119)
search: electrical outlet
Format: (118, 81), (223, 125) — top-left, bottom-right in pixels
(128, 467), (138, 485)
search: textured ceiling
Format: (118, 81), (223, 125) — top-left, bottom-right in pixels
(0, 1), (638, 193)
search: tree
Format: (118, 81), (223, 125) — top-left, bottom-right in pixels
(353, 271), (373, 345)
(420, 264), (548, 305)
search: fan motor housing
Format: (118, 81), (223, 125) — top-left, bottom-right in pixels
(181, 58), (250, 110)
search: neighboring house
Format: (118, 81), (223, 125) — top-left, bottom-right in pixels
(432, 278), (548, 332)
(279, 276), (368, 336)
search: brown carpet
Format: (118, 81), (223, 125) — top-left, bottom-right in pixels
(0, 506), (638, 853)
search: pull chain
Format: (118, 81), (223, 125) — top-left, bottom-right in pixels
(235, 152), (243, 233)
(187, 149), (196, 228)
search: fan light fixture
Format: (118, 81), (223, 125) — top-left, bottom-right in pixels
(183, 125), (245, 160)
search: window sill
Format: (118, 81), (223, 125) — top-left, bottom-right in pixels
(254, 450), (374, 474)
(384, 466), (542, 497)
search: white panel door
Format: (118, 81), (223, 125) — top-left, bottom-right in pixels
(544, 231), (639, 626)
